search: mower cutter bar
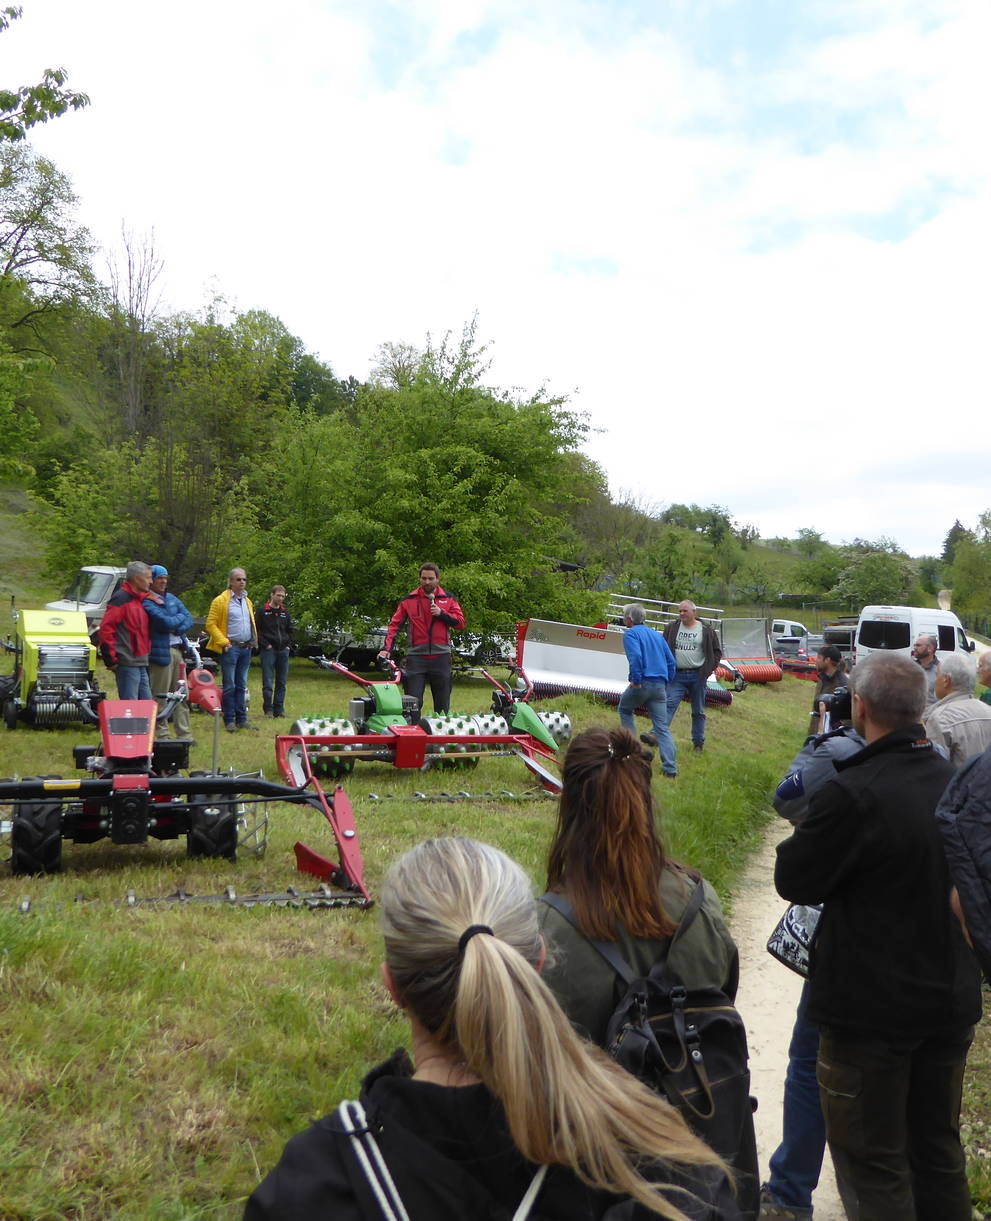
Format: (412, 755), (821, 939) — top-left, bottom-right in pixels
(0, 775), (315, 805)
(11, 885), (371, 914)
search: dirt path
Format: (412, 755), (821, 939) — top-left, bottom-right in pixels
(730, 818), (846, 1219)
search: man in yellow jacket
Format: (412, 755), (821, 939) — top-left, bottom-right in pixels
(205, 567), (258, 732)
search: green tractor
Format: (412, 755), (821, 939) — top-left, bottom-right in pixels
(1, 609), (102, 730)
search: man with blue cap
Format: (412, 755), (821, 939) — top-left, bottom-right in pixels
(144, 564), (196, 742)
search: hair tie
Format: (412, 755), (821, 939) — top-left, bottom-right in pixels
(458, 924), (494, 955)
(606, 741), (615, 757)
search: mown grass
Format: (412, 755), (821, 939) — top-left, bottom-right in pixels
(0, 662), (988, 1219)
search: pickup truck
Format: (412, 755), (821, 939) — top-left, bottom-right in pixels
(45, 566), (126, 641)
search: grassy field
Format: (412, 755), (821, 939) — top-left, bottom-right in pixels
(0, 662), (988, 1219)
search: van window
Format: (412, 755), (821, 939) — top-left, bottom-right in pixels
(958, 628), (969, 651)
(938, 625), (956, 652)
(858, 620), (911, 650)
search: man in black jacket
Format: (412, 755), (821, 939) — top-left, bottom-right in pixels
(775, 652), (982, 1221)
(257, 585), (294, 718)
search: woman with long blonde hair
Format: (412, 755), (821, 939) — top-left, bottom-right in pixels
(245, 836), (740, 1220)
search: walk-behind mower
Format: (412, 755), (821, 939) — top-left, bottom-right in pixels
(1, 608), (103, 730)
(0, 664), (370, 904)
(280, 657), (570, 789)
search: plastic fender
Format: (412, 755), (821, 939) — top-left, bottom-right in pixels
(509, 701), (558, 751)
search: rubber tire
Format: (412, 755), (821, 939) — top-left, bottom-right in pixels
(3, 699), (17, 730)
(187, 794), (237, 860)
(11, 780), (63, 875)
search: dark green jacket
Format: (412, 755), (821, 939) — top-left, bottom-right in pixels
(539, 866), (739, 1046)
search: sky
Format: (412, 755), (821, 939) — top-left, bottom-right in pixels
(4, 0), (989, 556)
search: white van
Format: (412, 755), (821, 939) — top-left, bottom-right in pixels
(854, 605), (974, 665)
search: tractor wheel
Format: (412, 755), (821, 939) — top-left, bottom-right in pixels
(3, 699), (17, 730)
(11, 782), (63, 875)
(187, 794), (237, 861)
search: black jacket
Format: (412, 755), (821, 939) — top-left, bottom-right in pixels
(936, 745), (991, 982)
(244, 1050), (741, 1221)
(775, 726), (982, 1037)
(257, 603), (294, 651)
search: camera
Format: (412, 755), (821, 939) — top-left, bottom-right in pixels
(818, 685), (852, 723)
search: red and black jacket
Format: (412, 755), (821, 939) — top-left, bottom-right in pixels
(99, 581), (151, 668)
(383, 586), (465, 656)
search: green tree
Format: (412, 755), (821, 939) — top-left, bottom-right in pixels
(795, 527), (825, 558)
(735, 560), (775, 605)
(35, 437), (257, 596)
(829, 551), (916, 608)
(1, 143), (95, 331)
(941, 519), (973, 565)
(0, 6), (89, 143)
(795, 544), (845, 596)
(245, 323), (602, 636)
(0, 332), (39, 477)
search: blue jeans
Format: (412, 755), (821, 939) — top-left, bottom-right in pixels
(666, 668), (707, 746)
(260, 646), (289, 715)
(618, 681), (678, 775)
(115, 665), (152, 701)
(220, 644), (252, 726)
(767, 981), (825, 1212)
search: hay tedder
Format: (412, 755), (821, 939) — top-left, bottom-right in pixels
(1, 609), (102, 730)
(279, 657), (569, 790)
(0, 658), (370, 904)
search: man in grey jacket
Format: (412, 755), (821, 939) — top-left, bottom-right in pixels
(922, 653), (991, 766)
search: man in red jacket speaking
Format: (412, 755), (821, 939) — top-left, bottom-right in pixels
(378, 563), (465, 714)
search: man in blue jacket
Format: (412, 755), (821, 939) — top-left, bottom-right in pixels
(618, 603), (678, 777)
(144, 564), (195, 743)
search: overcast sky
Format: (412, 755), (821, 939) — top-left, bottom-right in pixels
(5, 0), (989, 556)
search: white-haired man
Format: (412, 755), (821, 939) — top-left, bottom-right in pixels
(977, 650), (991, 707)
(922, 653), (991, 766)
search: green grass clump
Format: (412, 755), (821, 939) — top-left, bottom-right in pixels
(0, 660), (987, 1217)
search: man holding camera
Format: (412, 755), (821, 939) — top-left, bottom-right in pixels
(808, 645), (848, 735)
(378, 563), (465, 714)
(776, 652), (982, 1221)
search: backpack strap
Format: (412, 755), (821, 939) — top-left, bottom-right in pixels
(337, 1099), (548, 1221)
(337, 1100), (412, 1221)
(540, 878), (707, 983)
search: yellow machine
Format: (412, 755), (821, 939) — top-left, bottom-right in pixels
(1, 609), (100, 729)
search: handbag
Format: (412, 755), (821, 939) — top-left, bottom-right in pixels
(766, 903), (822, 978)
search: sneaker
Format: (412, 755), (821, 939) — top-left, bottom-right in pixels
(693, 742), (704, 753)
(758, 1187), (812, 1219)
(662, 771), (677, 780)
(264, 711), (275, 718)
(639, 733), (658, 747)
(226, 723), (237, 733)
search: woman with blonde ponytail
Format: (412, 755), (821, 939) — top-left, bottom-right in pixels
(245, 836), (741, 1221)
(540, 727), (756, 1218)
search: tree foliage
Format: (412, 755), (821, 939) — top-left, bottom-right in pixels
(941, 519), (973, 565)
(1, 142), (95, 330)
(0, 7), (89, 143)
(242, 324), (602, 635)
(829, 550), (916, 608)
